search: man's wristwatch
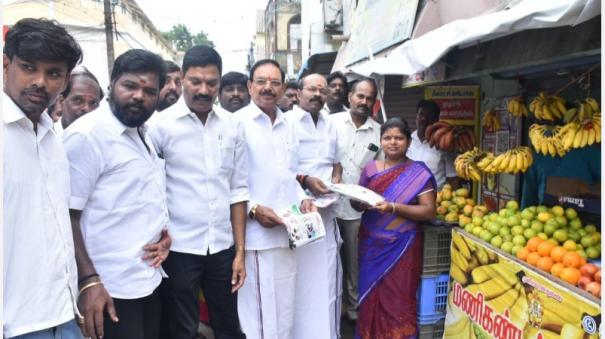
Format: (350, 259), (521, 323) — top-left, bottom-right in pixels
(249, 204), (259, 219)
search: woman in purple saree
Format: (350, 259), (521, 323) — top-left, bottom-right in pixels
(352, 118), (436, 339)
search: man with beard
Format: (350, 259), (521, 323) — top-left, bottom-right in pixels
(322, 71), (348, 114)
(157, 60), (182, 112)
(236, 59), (316, 339)
(407, 99), (457, 190)
(276, 80), (299, 112)
(4, 18), (83, 339)
(219, 71), (250, 113)
(63, 49), (171, 339)
(54, 66), (104, 132)
(285, 73), (343, 339)
(329, 78), (381, 324)
(148, 45), (247, 339)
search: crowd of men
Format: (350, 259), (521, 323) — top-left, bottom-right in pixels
(4, 18), (456, 339)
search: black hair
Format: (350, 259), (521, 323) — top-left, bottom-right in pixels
(61, 66), (104, 100)
(381, 117), (412, 140)
(164, 60), (181, 73)
(220, 71), (248, 93)
(327, 71), (348, 91)
(110, 49), (166, 89)
(417, 99), (441, 124)
(249, 59), (285, 83)
(350, 77), (377, 96)
(4, 18), (82, 72)
(182, 45), (222, 75)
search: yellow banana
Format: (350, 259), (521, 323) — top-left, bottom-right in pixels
(487, 282), (521, 315)
(586, 97), (600, 112)
(542, 104), (554, 120)
(562, 124), (578, 150)
(465, 274), (517, 300)
(580, 126), (589, 147)
(453, 234), (472, 260)
(470, 263), (518, 284)
(451, 245), (470, 272)
(498, 153), (511, 172)
(587, 127), (595, 145)
(573, 128), (584, 148)
(593, 120), (601, 143)
(451, 263), (468, 285)
(474, 246), (490, 265)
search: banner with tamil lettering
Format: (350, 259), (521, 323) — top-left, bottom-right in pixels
(445, 228), (601, 339)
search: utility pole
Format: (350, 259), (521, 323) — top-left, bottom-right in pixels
(103, 0), (115, 76)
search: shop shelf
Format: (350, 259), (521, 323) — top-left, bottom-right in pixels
(421, 224), (453, 274)
(417, 272), (450, 323)
(418, 318), (445, 339)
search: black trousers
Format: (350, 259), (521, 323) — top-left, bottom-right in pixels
(160, 247), (245, 339)
(103, 287), (161, 339)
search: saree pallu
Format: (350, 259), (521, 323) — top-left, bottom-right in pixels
(356, 161), (435, 339)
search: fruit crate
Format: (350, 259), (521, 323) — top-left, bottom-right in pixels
(418, 319), (445, 339)
(417, 273), (449, 324)
(421, 224), (453, 274)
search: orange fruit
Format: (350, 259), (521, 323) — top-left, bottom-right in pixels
(537, 257), (554, 272)
(562, 251), (582, 268)
(527, 237), (544, 252)
(551, 262), (565, 277)
(537, 241), (555, 257)
(516, 247), (530, 261)
(550, 246), (567, 263)
(527, 252), (541, 267)
(560, 267), (581, 285)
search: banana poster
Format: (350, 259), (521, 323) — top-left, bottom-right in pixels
(445, 229), (601, 339)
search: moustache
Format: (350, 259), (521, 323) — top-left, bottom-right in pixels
(260, 90), (275, 97)
(193, 94), (213, 102)
(165, 90), (178, 99)
(23, 86), (49, 100)
(309, 96), (323, 103)
(124, 102), (146, 113)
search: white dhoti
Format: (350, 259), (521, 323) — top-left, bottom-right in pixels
(238, 247), (297, 339)
(293, 209), (343, 339)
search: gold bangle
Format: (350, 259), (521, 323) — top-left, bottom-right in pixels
(79, 281), (103, 294)
(236, 245), (245, 252)
(391, 202), (396, 214)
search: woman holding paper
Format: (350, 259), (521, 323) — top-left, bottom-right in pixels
(352, 118), (436, 339)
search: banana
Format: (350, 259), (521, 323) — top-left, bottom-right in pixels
(487, 282), (521, 315)
(465, 274), (517, 300)
(474, 246), (490, 265)
(593, 119), (601, 143)
(555, 98), (567, 114)
(506, 151), (517, 173)
(452, 245), (470, 272)
(562, 124), (578, 150)
(453, 234), (472, 260)
(586, 97), (600, 112)
(498, 153), (511, 172)
(573, 128), (584, 148)
(580, 126), (589, 147)
(470, 263), (518, 284)
(587, 127), (596, 145)
(547, 141), (556, 157)
(451, 263), (468, 285)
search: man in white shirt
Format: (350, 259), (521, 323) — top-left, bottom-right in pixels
(64, 49), (171, 339)
(236, 59), (315, 339)
(321, 71), (348, 115)
(285, 74), (343, 339)
(407, 99), (458, 190)
(3, 18), (83, 339)
(329, 78), (382, 323)
(55, 66), (104, 133)
(148, 45), (247, 339)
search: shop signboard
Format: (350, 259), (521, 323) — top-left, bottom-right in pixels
(445, 229), (601, 339)
(424, 85), (480, 127)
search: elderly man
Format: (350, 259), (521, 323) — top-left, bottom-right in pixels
(236, 59), (316, 339)
(64, 49), (171, 339)
(286, 74), (343, 339)
(4, 18), (83, 339)
(329, 78), (382, 324)
(55, 66), (104, 131)
(148, 45), (247, 339)
(219, 71), (250, 113)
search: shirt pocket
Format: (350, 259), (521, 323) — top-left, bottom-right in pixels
(219, 138), (235, 171)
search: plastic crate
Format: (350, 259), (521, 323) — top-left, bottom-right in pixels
(421, 225), (452, 274)
(418, 319), (445, 339)
(417, 273), (449, 324)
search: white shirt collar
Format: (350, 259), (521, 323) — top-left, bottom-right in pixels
(248, 101), (286, 126)
(344, 110), (375, 131)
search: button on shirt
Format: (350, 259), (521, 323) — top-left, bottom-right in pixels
(329, 111), (381, 220)
(407, 130), (456, 190)
(63, 104), (169, 299)
(3, 92), (79, 338)
(285, 106), (339, 185)
(236, 103), (308, 250)
(147, 99), (249, 255)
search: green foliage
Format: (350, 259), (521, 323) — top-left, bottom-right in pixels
(162, 24), (214, 51)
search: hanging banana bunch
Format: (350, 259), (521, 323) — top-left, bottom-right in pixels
(558, 97), (601, 150)
(481, 108), (501, 132)
(507, 98), (528, 117)
(528, 124), (566, 157)
(478, 147), (533, 174)
(529, 91), (567, 121)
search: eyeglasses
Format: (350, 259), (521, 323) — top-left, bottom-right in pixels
(303, 87), (330, 96)
(253, 78), (283, 88)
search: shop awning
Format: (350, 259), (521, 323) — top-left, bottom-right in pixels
(344, 0), (600, 77)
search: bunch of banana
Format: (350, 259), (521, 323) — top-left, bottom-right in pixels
(454, 147), (484, 181)
(451, 232), (499, 286)
(570, 97), (600, 123)
(481, 146), (533, 174)
(559, 117), (600, 150)
(507, 98), (528, 117)
(425, 121), (455, 151)
(454, 128), (475, 153)
(529, 124), (566, 157)
(529, 91), (567, 121)
(481, 108), (501, 132)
